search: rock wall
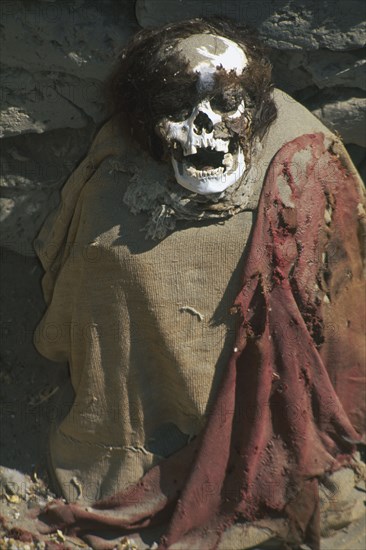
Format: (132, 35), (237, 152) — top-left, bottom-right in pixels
(1, 0), (138, 255)
(1, 0), (365, 255)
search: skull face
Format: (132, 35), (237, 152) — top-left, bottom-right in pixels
(156, 34), (249, 195)
(159, 97), (247, 194)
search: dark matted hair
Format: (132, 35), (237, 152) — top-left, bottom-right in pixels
(105, 17), (277, 159)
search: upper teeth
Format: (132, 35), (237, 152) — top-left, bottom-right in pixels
(183, 136), (229, 156)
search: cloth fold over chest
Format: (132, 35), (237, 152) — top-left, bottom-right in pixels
(37, 132), (366, 550)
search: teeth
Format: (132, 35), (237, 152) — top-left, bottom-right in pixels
(183, 144), (197, 155)
(213, 139), (229, 153)
(186, 166), (197, 176)
(185, 165), (224, 178)
(223, 153), (233, 168)
(182, 138), (229, 156)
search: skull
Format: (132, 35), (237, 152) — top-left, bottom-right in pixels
(156, 34), (249, 195)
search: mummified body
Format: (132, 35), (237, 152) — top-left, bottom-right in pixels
(35, 18), (365, 550)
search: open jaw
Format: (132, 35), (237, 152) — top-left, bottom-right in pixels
(171, 138), (245, 194)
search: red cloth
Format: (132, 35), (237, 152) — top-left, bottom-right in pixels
(37, 133), (365, 549)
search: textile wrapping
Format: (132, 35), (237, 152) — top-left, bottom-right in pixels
(37, 132), (366, 549)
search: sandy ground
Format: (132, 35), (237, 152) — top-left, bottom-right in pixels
(0, 248), (365, 550)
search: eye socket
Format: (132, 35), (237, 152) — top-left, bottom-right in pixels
(163, 102), (191, 122)
(210, 92), (242, 114)
(168, 107), (191, 121)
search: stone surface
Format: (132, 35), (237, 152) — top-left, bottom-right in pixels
(1, 68), (98, 137)
(309, 89), (366, 147)
(0, 0), (137, 137)
(1, 124), (96, 254)
(0, 467), (30, 496)
(0, 0), (138, 253)
(135, 0), (366, 50)
(307, 51), (366, 91)
(271, 50), (366, 94)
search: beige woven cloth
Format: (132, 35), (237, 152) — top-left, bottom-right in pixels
(34, 90), (365, 549)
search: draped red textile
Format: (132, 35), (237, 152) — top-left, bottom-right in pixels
(37, 133), (365, 549)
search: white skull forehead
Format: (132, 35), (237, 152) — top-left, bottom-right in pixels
(176, 33), (248, 88)
(158, 34), (249, 195)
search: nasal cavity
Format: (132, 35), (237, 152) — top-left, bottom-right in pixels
(194, 111), (213, 134)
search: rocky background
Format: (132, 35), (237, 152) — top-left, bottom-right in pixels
(0, 0), (365, 485)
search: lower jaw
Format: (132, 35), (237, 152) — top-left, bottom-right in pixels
(171, 149), (245, 195)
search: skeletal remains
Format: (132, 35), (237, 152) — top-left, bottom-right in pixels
(156, 34), (250, 194)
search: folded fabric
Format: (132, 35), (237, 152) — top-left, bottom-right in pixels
(36, 129), (366, 549)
